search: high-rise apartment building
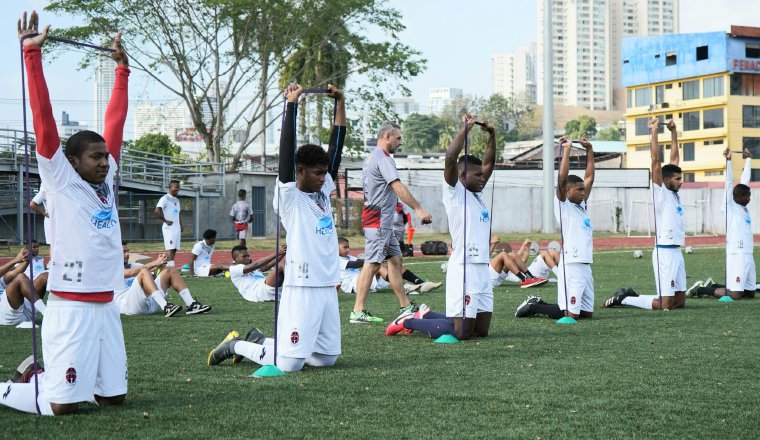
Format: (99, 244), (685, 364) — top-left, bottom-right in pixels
(428, 87), (463, 115)
(492, 43), (537, 104)
(134, 101), (192, 140)
(537, 0), (679, 111)
(92, 56), (116, 134)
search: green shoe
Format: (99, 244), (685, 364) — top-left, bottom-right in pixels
(399, 302), (419, 315)
(349, 309), (384, 324)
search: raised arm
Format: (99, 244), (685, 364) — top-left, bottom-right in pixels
(649, 118), (663, 186)
(123, 254), (166, 279)
(666, 119), (679, 166)
(19, 11), (58, 160)
(481, 121), (496, 183)
(244, 246), (285, 274)
(278, 84), (303, 184)
(579, 135), (595, 201)
(741, 149), (752, 185)
(444, 115), (476, 187)
(0, 248), (28, 280)
(556, 136), (572, 201)
(103, 33), (130, 163)
(724, 148), (734, 204)
(326, 84), (346, 181)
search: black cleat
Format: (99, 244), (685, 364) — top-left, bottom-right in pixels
(515, 295), (542, 318)
(186, 301), (212, 315)
(232, 327), (266, 364)
(207, 331), (240, 366)
(603, 288), (638, 308)
(164, 303), (182, 317)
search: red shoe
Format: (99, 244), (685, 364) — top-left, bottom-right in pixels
(519, 277), (549, 288)
(385, 310), (414, 336)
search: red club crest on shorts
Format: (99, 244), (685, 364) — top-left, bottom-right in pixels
(570, 296), (576, 305)
(464, 294), (471, 305)
(737, 276), (741, 283)
(290, 330), (299, 345)
(671, 280), (675, 288)
(65, 367), (77, 386)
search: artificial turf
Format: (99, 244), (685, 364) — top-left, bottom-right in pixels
(1, 247), (759, 439)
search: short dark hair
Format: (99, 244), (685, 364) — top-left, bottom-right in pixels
(238, 189), (246, 198)
(337, 236), (349, 244)
(169, 180), (180, 187)
(457, 154), (482, 168)
(567, 175), (584, 185)
(122, 241), (128, 246)
(64, 130), (106, 159)
(231, 245), (247, 258)
(203, 229), (217, 240)
(31, 240), (39, 245)
(296, 144), (329, 167)
(734, 183), (751, 199)
(662, 164), (682, 178)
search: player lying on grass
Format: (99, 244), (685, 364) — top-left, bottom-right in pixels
(208, 83), (346, 372)
(3, 11), (129, 416)
(604, 119), (686, 311)
(0, 249), (48, 326)
(515, 136), (595, 320)
(439, 114), (496, 340)
(228, 245), (286, 302)
(386, 303), (462, 338)
(189, 229), (229, 277)
(337, 236), (441, 295)
(489, 237), (549, 288)
(117, 242), (211, 317)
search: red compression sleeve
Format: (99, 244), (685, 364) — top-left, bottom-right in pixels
(103, 66), (130, 162)
(23, 46), (59, 159)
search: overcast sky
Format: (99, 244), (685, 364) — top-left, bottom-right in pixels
(2, 0), (759, 139)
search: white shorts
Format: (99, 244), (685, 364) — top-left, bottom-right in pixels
(528, 255), (552, 279)
(277, 285), (341, 359)
(557, 261), (594, 314)
(162, 224), (181, 250)
(42, 298), (128, 404)
(43, 217), (51, 245)
(241, 279), (277, 302)
(726, 253), (756, 292)
(195, 264), (211, 277)
(115, 277), (163, 315)
(339, 273), (389, 294)
(652, 246), (685, 296)
(0, 294), (32, 326)
(446, 262), (493, 318)
(489, 265), (504, 287)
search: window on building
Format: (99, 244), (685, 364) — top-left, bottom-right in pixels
(683, 80), (700, 100)
(660, 146), (666, 163)
(635, 146), (649, 152)
(683, 142), (695, 161)
(743, 137), (760, 156)
(683, 111), (700, 131)
(752, 169), (760, 181)
(705, 171), (724, 177)
(704, 139), (724, 145)
(635, 87), (652, 107)
(696, 45), (709, 61)
(665, 83), (673, 89)
(655, 85), (664, 104)
(635, 116), (664, 135)
(683, 172), (695, 182)
(666, 52), (677, 66)
(703, 76), (724, 98)
(743, 105), (760, 128)
(730, 73), (760, 96)
(703, 108), (724, 129)
(746, 44), (760, 59)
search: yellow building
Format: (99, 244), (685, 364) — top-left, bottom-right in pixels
(623, 26), (760, 182)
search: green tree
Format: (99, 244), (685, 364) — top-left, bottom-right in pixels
(128, 133), (181, 158)
(595, 126), (622, 141)
(46, 0), (426, 170)
(564, 115), (598, 138)
(401, 113), (444, 152)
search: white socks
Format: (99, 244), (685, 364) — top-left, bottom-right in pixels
(0, 382), (54, 415)
(621, 295), (657, 310)
(165, 261), (175, 268)
(150, 290), (167, 308)
(178, 289), (193, 307)
(33, 300), (46, 315)
(232, 340), (275, 365)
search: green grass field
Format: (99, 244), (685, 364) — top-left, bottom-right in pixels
(1, 247), (759, 439)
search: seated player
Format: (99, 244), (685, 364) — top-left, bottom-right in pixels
(338, 237), (441, 295)
(189, 229), (229, 277)
(489, 237), (549, 288)
(228, 245), (286, 302)
(29, 186), (51, 246)
(19, 240), (46, 281)
(386, 303), (457, 338)
(117, 242), (211, 316)
(0, 249), (48, 326)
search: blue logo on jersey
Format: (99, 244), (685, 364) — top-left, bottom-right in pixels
(91, 208), (118, 230)
(746, 216), (752, 225)
(583, 216), (592, 231)
(480, 210), (490, 223)
(316, 216), (334, 235)
(173, 208), (179, 214)
(676, 204), (684, 216)
(125, 278), (135, 288)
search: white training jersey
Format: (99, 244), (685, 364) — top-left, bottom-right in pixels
(157, 194), (181, 223)
(274, 174), (340, 287)
(191, 240), (214, 271)
(442, 180), (491, 265)
(554, 195), (593, 264)
(229, 263), (265, 296)
(38, 148), (123, 294)
(652, 182), (685, 246)
(32, 186), (48, 211)
(23, 256), (46, 281)
(117, 262), (142, 296)
(339, 254), (360, 284)
(726, 158), (753, 255)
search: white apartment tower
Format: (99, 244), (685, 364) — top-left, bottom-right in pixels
(492, 43), (537, 104)
(134, 101), (192, 140)
(537, 0), (679, 111)
(92, 56), (116, 134)
(428, 87), (463, 115)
